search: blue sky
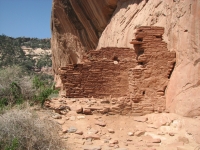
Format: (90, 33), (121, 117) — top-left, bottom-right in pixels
(0, 0), (52, 39)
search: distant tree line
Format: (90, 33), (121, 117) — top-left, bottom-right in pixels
(0, 34), (51, 71)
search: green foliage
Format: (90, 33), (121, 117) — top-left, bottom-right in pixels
(0, 98), (8, 109)
(0, 66), (56, 109)
(0, 66), (32, 109)
(21, 38), (50, 49)
(36, 55), (52, 69)
(5, 138), (19, 150)
(10, 82), (23, 104)
(0, 34), (50, 70)
(35, 88), (58, 107)
(32, 75), (58, 106)
(0, 81), (24, 109)
(32, 76), (45, 90)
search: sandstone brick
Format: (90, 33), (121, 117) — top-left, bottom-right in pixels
(58, 27), (176, 116)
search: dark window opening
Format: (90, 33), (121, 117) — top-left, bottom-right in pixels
(138, 62), (144, 65)
(133, 100), (140, 103)
(142, 91), (145, 95)
(113, 56), (119, 62)
(139, 49), (144, 55)
(74, 64), (78, 69)
(156, 35), (162, 38)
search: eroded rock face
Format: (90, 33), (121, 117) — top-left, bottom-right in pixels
(51, 0), (118, 73)
(51, 0), (200, 117)
(97, 0), (200, 117)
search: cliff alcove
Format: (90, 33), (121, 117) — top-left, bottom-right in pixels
(47, 1), (200, 148)
(51, 0), (200, 117)
(57, 26), (176, 115)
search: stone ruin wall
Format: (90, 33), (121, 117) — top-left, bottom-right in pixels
(58, 26), (176, 115)
(59, 48), (136, 99)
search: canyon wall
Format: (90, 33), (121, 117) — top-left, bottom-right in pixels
(51, 0), (117, 72)
(97, 0), (200, 117)
(51, 0), (200, 117)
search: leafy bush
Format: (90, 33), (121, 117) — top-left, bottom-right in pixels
(0, 66), (56, 109)
(0, 66), (35, 108)
(35, 88), (58, 106)
(0, 108), (65, 150)
(36, 55), (52, 69)
(32, 75), (58, 106)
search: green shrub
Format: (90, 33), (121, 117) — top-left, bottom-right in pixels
(32, 75), (57, 106)
(36, 55), (52, 69)
(5, 138), (19, 150)
(0, 98), (8, 109)
(32, 76), (45, 90)
(34, 88), (58, 107)
(0, 66), (35, 109)
(0, 108), (65, 150)
(0, 66), (56, 108)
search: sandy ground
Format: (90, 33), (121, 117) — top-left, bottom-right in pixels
(37, 98), (200, 150)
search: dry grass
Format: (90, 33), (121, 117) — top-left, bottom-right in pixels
(0, 66), (36, 100)
(0, 107), (65, 150)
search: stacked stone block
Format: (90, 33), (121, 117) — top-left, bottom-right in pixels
(59, 48), (136, 98)
(129, 26), (176, 113)
(58, 26), (176, 115)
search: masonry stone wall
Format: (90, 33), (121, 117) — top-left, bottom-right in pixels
(59, 48), (137, 98)
(58, 26), (176, 115)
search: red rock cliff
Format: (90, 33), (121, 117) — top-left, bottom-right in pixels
(51, 0), (200, 117)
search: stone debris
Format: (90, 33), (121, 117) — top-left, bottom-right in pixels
(83, 109), (92, 115)
(87, 129), (99, 135)
(67, 126), (77, 133)
(75, 131), (83, 135)
(43, 100), (199, 150)
(56, 119), (65, 125)
(108, 143), (115, 147)
(85, 134), (101, 140)
(115, 148), (129, 150)
(52, 114), (62, 119)
(134, 130), (145, 137)
(77, 115), (86, 119)
(133, 116), (148, 122)
(142, 136), (162, 143)
(109, 139), (118, 144)
(95, 120), (106, 127)
(107, 128), (115, 133)
(44, 95), (199, 150)
(62, 125), (69, 133)
(76, 106), (83, 113)
(83, 145), (102, 150)
(151, 138), (161, 143)
(169, 132), (175, 136)
(127, 132), (134, 136)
